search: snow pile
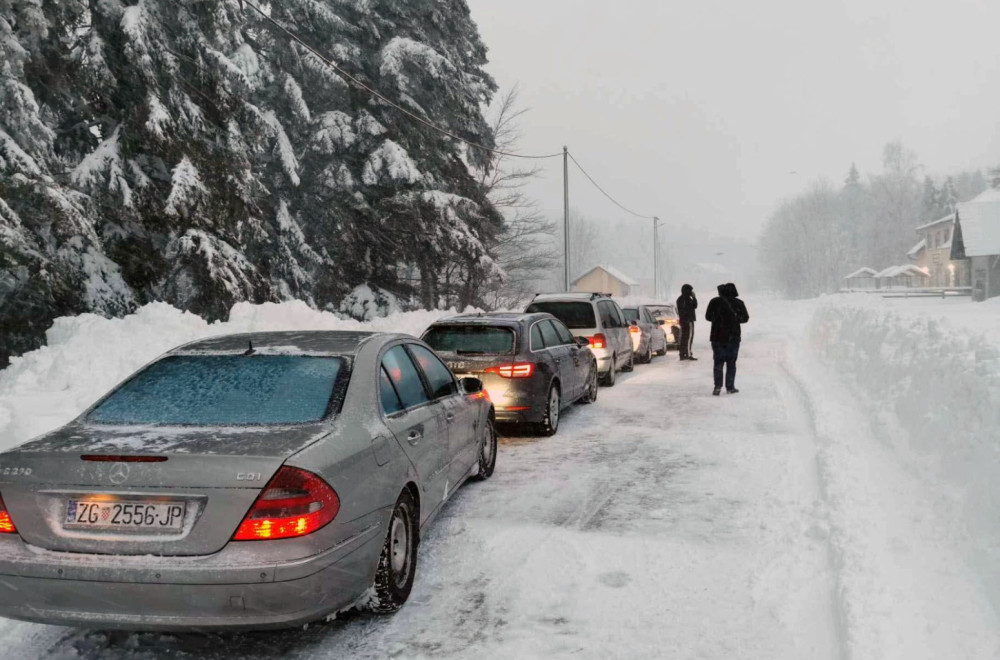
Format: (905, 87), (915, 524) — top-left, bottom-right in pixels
(0, 301), (464, 452)
(806, 295), (1000, 627)
(809, 295), (1000, 489)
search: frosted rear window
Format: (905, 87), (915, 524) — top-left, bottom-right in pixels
(88, 355), (344, 426)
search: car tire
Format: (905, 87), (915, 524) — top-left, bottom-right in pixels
(473, 416), (497, 480)
(641, 342), (653, 364)
(367, 490), (418, 614)
(600, 356), (617, 387)
(578, 365), (599, 404)
(537, 383), (561, 436)
(622, 349), (634, 373)
(656, 339), (668, 357)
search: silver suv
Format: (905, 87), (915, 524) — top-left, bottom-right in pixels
(525, 293), (633, 386)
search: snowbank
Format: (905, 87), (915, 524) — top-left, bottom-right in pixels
(807, 294), (1000, 622)
(809, 295), (1000, 488)
(0, 301), (464, 451)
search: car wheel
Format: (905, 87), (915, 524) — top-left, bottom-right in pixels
(600, 356), (617, 387)
(641, 342), (653, 364)
(579, 365), (599, 404)
(474, 416), (497, 480)
(367, 490), (418, 614)
(656, 338), (668, 357)
(622, 349), (635, 372)
(537, 383), (561, 436)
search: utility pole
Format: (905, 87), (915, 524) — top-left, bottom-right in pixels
(653, 216), (660, 299)
(563, 146), (570, 292)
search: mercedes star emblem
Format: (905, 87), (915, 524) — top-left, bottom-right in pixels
(108, 462), (130, 485)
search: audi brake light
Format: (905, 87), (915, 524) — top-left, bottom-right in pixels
(233, 467), (339, 541)
(0, 494), (16, 534)
(588, 333), (607, 349)
(485, 362), (535, 378)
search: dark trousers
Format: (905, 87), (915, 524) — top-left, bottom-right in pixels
(679, 320), (695, 358)
(711, 341), (740, 390)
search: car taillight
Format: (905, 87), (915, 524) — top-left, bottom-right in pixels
(0, 494), (16, 534)
(233, 467), (340, 541)
(589, 333), (607, 349)
(629, 325), (640, 334)
(485, 363), (535, 378)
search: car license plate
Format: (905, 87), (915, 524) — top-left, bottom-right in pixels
(65, 500), (186, 531)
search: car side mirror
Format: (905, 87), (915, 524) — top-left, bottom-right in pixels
(575, 336), (591, 348)
(630, 320), (638, 326)
(459, 377), (484, 395)
(657, 319), (666, 326)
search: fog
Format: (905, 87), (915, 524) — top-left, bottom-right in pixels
(468, 0), (1000, 293)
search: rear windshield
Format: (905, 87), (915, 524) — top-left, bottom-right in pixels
(422, 325), (515, 354)
(622, 308), (640, 322)
(648, 304), (678, 319)
(525, 302), (596, 329)
(88, 355), (345, 426)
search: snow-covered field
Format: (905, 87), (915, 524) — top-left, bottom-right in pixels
(1, 295), (999, 659)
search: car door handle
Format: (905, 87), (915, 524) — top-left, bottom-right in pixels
(407, 429), (423, 445)
(445, 412), (455, 423)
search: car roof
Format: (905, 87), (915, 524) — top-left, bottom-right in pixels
(169, 330), (402, 356)
(530, 292), (611, 303)
(430, 311), (551, 327)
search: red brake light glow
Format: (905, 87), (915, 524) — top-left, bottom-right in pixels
(629, 325), (641, 334)
(0, 494), (16, 534)
(233, 467), (340, 541)
(589, 333), (607, 349)
(485, 363), (535, 378)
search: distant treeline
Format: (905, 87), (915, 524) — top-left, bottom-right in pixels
(758, 141), (994, 298)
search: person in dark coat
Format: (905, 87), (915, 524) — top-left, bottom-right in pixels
(704, 282), (749, 395)
(676, 284), (698, 360)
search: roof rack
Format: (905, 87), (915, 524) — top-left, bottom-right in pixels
(531, 291), (612, 300)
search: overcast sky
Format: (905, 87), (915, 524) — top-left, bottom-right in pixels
(466, 0), (1000, 242)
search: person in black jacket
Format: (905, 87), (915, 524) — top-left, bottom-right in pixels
(704, 282), (749, 395)
(676, 284), (698, 360)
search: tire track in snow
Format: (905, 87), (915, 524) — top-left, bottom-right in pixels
(777, 358), (851, 660)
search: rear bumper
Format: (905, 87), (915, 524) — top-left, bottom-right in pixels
(630, 333), (645, 354)
(0, 523), (384, 631)
(482, 375), (548, 425)
(494, 407), (543, 424)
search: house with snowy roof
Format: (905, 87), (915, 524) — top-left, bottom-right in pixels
(875, 265), (930, 289)
(953, 188), (1000, 301)
(571, 265), (639, 297)
(843, 267), (878, 290)
(906, 212), (969, 288)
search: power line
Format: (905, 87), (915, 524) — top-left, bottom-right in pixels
(242, 0), (563, 161)
(567, 152), (656, 220)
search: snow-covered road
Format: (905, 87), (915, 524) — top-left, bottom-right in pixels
(2, 323), (846, 659)
(3, 298), (1000, 659)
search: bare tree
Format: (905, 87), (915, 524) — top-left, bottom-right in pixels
(478, 86), (560, 309)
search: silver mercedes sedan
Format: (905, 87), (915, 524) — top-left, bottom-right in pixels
(0, 331), (497, 631)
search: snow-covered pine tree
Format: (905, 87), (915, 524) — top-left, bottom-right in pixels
(941, 177), (958, 213)
(0, 0), (501, 364)
(0, 0), (136, 363)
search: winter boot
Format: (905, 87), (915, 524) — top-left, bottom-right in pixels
(712, 388), (721, 396)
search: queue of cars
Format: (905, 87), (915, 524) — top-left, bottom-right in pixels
(0, 292), (677, 631)
(425, 292), (680, 435)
